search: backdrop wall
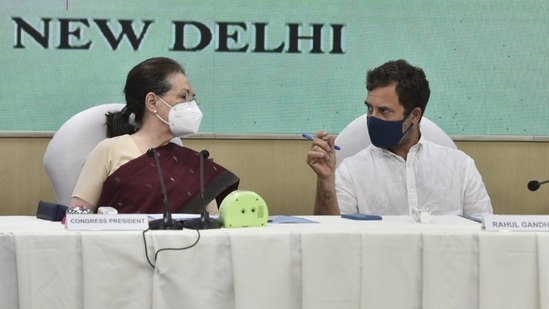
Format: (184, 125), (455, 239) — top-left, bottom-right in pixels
(1, 0), (547, 136)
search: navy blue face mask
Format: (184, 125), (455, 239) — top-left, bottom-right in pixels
(367, 113), (413, 149)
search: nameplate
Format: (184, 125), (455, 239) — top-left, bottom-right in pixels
(65, 214), (149, 231)
(483, 215), (549, 232)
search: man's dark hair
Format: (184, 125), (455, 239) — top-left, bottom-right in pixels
(366, 59), (430, 115)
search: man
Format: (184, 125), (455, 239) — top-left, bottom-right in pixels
(306, 59), (493, 216)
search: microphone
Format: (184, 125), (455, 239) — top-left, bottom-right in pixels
(527, 179), (549, 191)
(182, 149), (222, 230)
(147, 148), (182, 230)
(200, 150), (210, 207)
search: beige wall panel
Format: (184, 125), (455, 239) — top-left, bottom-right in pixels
(183, 139), (317, 216)
(457, 141), (549, 215)
(0, 138), (56, 215)
(1, 137), (548, 216)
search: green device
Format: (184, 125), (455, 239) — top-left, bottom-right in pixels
(219, 190), (268, 228)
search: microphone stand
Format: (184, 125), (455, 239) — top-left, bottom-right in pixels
(182, 150), (222, 230)
(147, 148), (183, 230)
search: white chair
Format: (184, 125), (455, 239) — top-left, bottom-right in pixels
(43, 103), (182, 205)
(335, 114), (456, 167)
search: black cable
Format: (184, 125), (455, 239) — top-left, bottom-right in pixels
(142, 228), (201, 269)
(142, 229), (155, 268)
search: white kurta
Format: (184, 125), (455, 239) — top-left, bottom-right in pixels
(336, 136), (493, 216)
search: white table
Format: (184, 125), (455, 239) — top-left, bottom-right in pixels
(1, 215), (548, 309)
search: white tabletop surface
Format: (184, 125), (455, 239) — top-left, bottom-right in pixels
(1, 215), (548, 309)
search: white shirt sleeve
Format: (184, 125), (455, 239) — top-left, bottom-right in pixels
(462, 156), (493, 216)
(335, 163), (360, 214)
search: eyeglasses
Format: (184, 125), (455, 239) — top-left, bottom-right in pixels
(161, 92), (198, 105)
(181, 92), (196, 103)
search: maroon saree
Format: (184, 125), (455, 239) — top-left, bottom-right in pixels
(96, 143), (239, 214)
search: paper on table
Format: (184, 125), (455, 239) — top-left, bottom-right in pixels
(268, 215), (318, 224)
(147, 213), (217, 220)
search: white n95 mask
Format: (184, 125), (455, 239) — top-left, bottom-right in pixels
(156, 97), (203, 137)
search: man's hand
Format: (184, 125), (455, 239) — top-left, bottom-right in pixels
(306, 131), (337, 178)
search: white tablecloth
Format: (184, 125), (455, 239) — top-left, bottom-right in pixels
(1, 215), (548, 309)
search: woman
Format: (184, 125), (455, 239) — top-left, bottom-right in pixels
(69, 57), (239, 215)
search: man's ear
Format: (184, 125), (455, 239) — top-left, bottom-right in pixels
(411, 107), (422, 123)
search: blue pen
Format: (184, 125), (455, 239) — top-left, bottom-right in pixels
(302, 133), (341, 151)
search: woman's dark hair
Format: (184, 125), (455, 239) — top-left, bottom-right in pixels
(366, 59), (430, 116)
(105, 57), (186, 137)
